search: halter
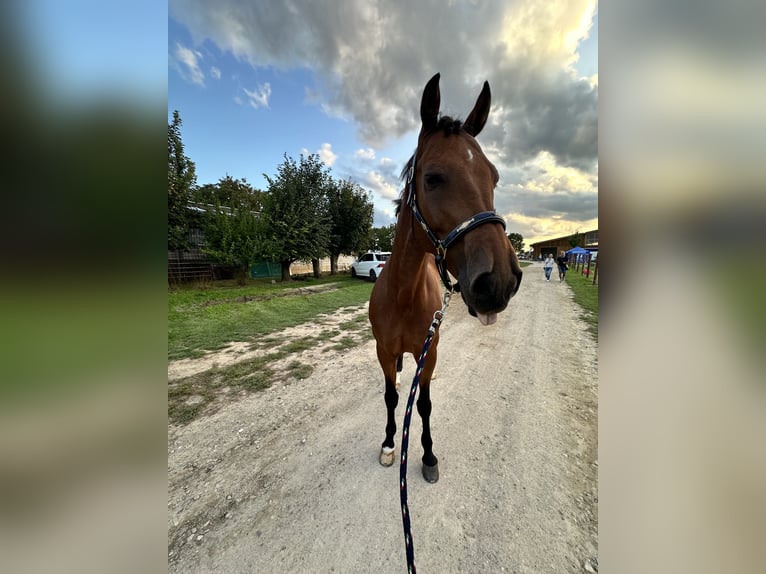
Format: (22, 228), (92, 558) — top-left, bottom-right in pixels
(405, 151), (507, 291)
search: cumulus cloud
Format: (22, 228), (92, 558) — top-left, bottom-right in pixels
(170, 0), (596, 151)
(355, 148), (376, 160)
(317, 143), (337, 167)
(173, 42), (205, 86)
(169, 0), (598, 241)
(301, 143), (338, 167)
(364, 170), (400, 202)
(242, 82), (271, 108)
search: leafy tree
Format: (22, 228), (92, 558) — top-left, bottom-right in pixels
(568, 230), (583, 248)
(262, 154), (331, 281)
(198, 176), (263, 284)
(202, 202), (261, 284)
(367, 224), (396, 252)
(326, 178), (374, 274)
(193, 175), (263, 211)
(168, 110), (197, 251)
(507, 232), (524, 254)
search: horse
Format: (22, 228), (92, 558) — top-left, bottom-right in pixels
(369, 73), (523, 483)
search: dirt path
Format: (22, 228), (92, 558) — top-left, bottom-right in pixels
(168, 263), (598, 573)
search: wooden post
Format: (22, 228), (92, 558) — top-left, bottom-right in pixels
(592, 258), (598, 285)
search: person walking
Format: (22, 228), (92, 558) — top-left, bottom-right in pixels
(543, 254), (554, 281)
(556, 251), (569, 282)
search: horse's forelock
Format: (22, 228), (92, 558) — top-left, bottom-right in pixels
(395, 115), (465, 211)
(436, 115), (463, 135)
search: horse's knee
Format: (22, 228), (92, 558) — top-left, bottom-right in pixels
(384, 384), (399, 406)
(416, 397), (432, 418)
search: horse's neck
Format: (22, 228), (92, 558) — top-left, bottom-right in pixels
(387, 211), (435, 291)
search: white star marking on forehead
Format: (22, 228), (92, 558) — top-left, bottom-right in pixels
(466, 147), (473, 162)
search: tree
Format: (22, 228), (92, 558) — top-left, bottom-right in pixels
(507, 232), (524, 254)
(326, 178), (374, 274)
(568, 230), (583, 248)
(199, 176), (263, 284)
(367, 224), (396, 252)
(262, 154), (331, 281)
(193, 175), (263, 211)
(168, 110), (197, 251)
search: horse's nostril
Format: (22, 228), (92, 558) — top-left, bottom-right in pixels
(472, 272), (493, 297)
(511, 269), (522, 295)
(469, 271), (514, 312)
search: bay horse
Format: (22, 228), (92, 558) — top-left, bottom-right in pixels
(369, 73), (523, 483)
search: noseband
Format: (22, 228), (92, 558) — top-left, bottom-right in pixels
(406, 151), (507, 291)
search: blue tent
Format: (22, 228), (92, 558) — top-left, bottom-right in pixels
(566, 246), (589, 255)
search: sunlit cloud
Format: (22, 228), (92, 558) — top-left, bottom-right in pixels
(318, 143), (337, 166)
(355, 148), (375, 160)
(171, 0), (598, 240)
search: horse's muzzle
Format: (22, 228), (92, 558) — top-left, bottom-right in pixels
(460, 265), (522, 318)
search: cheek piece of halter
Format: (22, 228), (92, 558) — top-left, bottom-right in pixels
(405, 153), (507, 292)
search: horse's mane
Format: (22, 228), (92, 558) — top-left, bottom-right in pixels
(394, 115), (464, 215)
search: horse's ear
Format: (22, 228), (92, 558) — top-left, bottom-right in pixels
(420, 73), (441, 132)
(463, 81), (491, 137)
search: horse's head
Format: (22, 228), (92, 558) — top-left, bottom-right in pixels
(408, 73), (522, 325)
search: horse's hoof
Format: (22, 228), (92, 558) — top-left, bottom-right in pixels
(422, 462), (439, 483)
(379, 447), (395, 467)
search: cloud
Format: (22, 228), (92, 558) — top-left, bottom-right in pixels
(300, 143), (338, 167)
(210, 66), (221, 80)
(170, 1), (596, 151)
(355, 148), (376, 160)
(170, 0), (598, 238)
(173, 42), (205, 86)
(364, 170), (400, 202)
(242, 82), (271, 108)
(317, 143), (337, 167)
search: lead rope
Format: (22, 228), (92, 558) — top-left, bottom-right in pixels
(399, 290), (452, 574)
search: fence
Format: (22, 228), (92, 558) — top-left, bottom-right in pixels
(168, 254), (215, 284)
(568, 253), (598, 285)
(289, 255), (356, 276)
(169, 253), (360, 283)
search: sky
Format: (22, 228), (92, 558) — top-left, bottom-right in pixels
(168, 0), (598, 247)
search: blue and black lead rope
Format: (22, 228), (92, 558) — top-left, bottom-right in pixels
(399, 302), (447, 574)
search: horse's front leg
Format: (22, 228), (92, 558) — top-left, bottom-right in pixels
(379, 374), (398, 466)
(378, 350), (401, 467)
(417, 349), (439, 483)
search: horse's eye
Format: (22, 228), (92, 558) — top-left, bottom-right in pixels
(424, 173), (445, 189)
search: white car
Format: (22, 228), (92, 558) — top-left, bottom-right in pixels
(351, 251), (391, 281)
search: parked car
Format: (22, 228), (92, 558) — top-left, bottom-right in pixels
(351, 251), (391, 281)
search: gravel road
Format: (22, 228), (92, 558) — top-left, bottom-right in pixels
(168, 262), (598, 573)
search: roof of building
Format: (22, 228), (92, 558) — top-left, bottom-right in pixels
(529, 229), (598, 247)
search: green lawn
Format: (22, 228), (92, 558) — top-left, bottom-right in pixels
(565, 264), (599, 340)
(168, 274), (374, 360)
(168, 261), (546, 424)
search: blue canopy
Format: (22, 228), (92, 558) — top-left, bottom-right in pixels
(566, 246), (589, 254)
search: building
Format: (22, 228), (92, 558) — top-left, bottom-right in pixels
(529, 229), (598, 260)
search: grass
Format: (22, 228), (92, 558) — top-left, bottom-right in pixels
(286, 361), (314, 380)
(168, 274), (374, 360)
(168, 262), (544, 425)
(168, 354), (277, 424)
(564, 265), (599, 340)
(330, 336), (359, 351)
(168, 273), (375, 424)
